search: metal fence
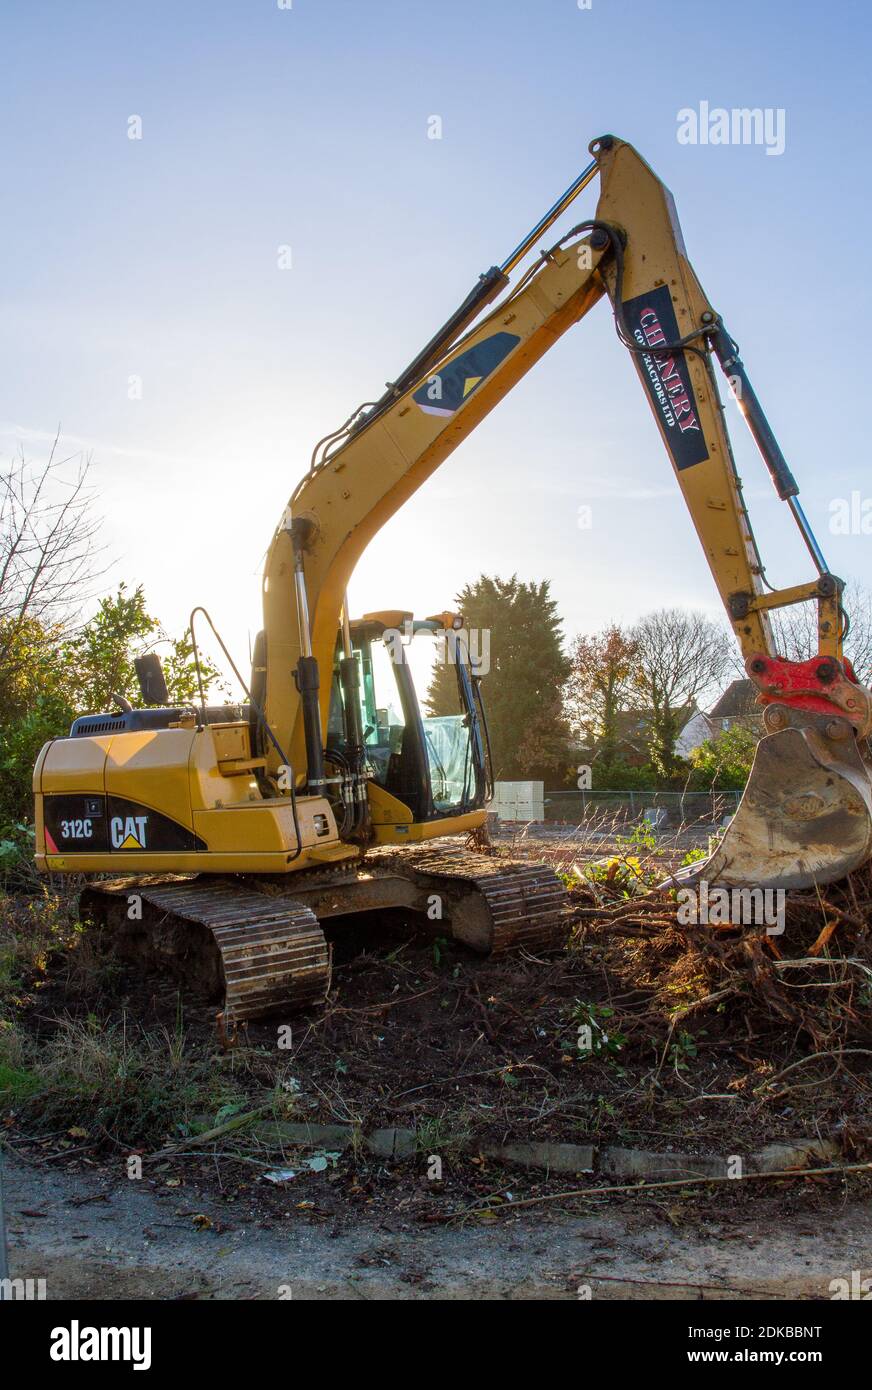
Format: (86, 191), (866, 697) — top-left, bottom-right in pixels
(540, 788), (741, 826)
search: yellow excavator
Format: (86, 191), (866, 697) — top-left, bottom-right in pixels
(33, 135), (872, 1026)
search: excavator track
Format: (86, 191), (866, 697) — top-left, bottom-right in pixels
(374, 843), (572, 956)
(241, 841), (574, 957)
(79, 842), (571, 1023)
(80, 879), (331, 1026)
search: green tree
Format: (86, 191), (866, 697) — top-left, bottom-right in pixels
(564, 624), (638, 767)
(0, 616), (73, 835)
(426, 575), (570, 782)
(0, 445), (224, 876)
(689, 724), (756, 790)
(65, 584), (156, 710)
(161, 629), (219, 705)
(65, 584), (222, 712)
(0, 586), (222, 842)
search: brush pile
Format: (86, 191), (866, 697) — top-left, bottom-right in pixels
(569, 862), (872, 1056)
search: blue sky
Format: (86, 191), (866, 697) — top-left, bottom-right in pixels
(3, 0), (871, 679)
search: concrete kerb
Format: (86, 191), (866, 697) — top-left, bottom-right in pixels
(251, 1121), (844, 1179)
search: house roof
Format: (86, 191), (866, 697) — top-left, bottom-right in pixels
(609, 706), (697, 746)
(574, 706), (706, 757)
(708, 678), (758, 719)
(614, 709), (652, 737)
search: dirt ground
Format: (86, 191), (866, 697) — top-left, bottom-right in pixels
(3, 828), (872, 1300)
(5, 1151), (872, 1300)
(8, 901), (871, 1168)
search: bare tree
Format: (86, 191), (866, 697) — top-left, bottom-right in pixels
(0, 435), (105, 699)
(630, 608), (732, 775)
(0, 435), (103, 630)
(769, 580), (872, 681)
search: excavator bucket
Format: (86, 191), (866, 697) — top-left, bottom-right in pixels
(682, 714), (872, 891)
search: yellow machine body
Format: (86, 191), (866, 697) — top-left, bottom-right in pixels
(33, 719), (484, 873)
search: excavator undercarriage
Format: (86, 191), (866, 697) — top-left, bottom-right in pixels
(80, 844), (572, 1027)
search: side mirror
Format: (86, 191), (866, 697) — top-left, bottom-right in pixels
(135, 653), (170, 706)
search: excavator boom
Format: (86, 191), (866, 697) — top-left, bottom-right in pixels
(258, 134), (872, 891)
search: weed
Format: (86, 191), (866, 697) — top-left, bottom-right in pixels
(416, 1111), (472, 1160)
(626, 822), (658, 852)
(432, 935), (449, 968)
(590, 1096), (617, 1133)
(668, 1030), (700, 1071)
(0, 1021), (41, 1100)
(680, 845), (707, 867)
(578, 850), (657, 897)
(570, 1000), (628, 1059)
(5, 1010), (249, 1148)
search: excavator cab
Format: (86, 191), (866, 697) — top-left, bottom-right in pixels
(327, 612), (490, 832)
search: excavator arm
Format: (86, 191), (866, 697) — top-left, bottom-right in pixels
(260, 134), (872, 889)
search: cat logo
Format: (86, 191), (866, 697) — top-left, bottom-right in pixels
(110, 815), (149, 850)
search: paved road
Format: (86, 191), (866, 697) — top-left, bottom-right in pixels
(4, 1155), (870, 1300)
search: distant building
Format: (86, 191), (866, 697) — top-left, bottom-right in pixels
(677, 679), (763, 758)
(707, 678), (763, 735)
(675, 707), (715, 759)
(571, 678), (764, 771)
(577, 706), (701, 768)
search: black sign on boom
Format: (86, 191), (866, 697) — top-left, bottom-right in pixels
(621, 284), (709, 472)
